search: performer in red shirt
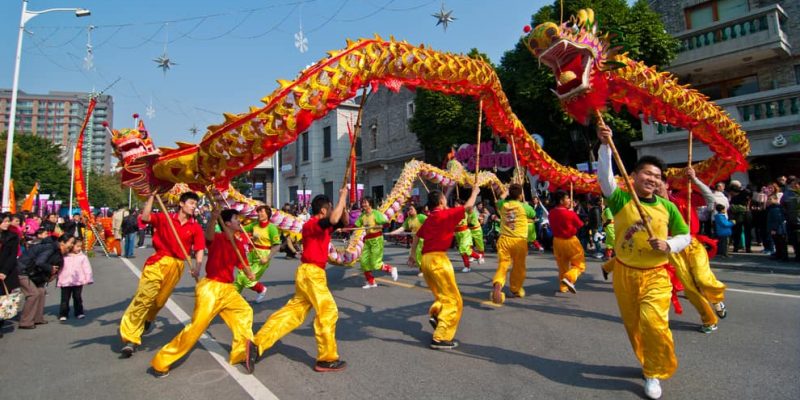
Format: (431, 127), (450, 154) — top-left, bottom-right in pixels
(119, 192), (205, 357)
(151, 208), (257, 377)
(410, 184), (479, 350)
(253, 188), (349, 372)
(548, 191), (586, 294)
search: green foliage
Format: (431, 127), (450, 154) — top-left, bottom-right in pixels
(0, 132), (126, 209)
(410, 49), (493, 166)
(496, 0), (679, 167)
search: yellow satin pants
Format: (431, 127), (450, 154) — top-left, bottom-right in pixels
(120, 256), (184, 345)
(421, 252), (463, 342)
(612, 260), (677, 380)
(151, 279), (254, 372)
(669, 238), (727, 326)
(493, 236), (528, 296)
(553, 237), (586, 292)
(254, 263), (339, 362)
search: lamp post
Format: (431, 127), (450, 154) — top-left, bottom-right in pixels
(2, 0), (91, 211)
(301, 174), (308, 209)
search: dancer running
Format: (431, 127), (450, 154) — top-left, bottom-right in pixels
(235, 205), (280, 303)
(253, 189), (349, 372)
(665, 168), (728, 333)
(356, 196), (398, 288)
(549, 191), (586, 294)
(388, 205), (427, 275)
(597, 124), (690, 400)
(454, 200), (476, 273)
(410, 184), (479, 349)
(119, 192), (205, 357)
(151, 208), (257, 377)
(490, 184), (536, 303)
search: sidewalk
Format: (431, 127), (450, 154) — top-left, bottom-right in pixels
(711, 247), (800, 275)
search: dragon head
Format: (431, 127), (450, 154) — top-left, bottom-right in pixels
(524, 9), (619, 123)
(110, 127), (160, 165)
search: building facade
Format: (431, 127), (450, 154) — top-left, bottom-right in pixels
(279, 100), (360, 208)
(0, 89), (114, 173)
(359, 87), (426, 204)
(635, 0), (799, 184)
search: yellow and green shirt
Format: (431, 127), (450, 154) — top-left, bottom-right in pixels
(402, 214), (428, 234)
(356, 210), (388, 234)
(606, 188), (688, 268)
(497, 199), (536, 239)
(244, 222), (281, 250)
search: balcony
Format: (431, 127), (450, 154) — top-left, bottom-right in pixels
(669, 4), (791, 76)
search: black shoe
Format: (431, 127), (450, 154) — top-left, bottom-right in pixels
(428, 316), (438, 330)
(314, 360), (347, 372)
(121, 342), (136, 358)
(430, 339), (459, 350)
(602, 269), (609, 281)
(244, 340), (257, 374)
(143, 320), (153, 334)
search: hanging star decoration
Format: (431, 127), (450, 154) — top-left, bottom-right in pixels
(432, 3), (456, 31)
(189, 124), (199, 136)
(154, 53), (176, 74)
(294, 28), (308, 53)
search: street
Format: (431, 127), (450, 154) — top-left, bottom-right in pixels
(1, 243), (798, 400)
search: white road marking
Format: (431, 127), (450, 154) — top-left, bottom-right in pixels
(726, 287), (800, 299)
(120, 257), (278, 400)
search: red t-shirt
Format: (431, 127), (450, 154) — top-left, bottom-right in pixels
(205, 232), (249, 283)
(549, 206), (584, 239)
(145, 212), (205, 265)
(301, 216), (344, 269)
(417, 206), (465, 253)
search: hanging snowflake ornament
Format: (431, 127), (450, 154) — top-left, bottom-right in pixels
(83, 25), (94, 71)
(145, 99), (156, 119)
(294, 28), (308, 53)
(432, 1), (456, 31)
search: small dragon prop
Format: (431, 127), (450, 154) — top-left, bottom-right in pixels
(524, 9), (749, 190)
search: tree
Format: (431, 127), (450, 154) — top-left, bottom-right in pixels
(497, 0), (678, 168)
(410, 49), (493, 166)
(0, 132), (127, 210)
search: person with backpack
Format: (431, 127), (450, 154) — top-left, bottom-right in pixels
(122, 210), (140, 258)
(17, 234), (74, 329)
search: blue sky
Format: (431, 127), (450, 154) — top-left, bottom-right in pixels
(0, 0), (557, 147)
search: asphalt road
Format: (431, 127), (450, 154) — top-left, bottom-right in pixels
(1, 242), (798, 400)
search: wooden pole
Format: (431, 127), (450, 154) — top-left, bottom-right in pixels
(595, 110), (654, 238)
(474, 99), (483, 187)
(687, 131), (693, 227)
(569, 181), (574, 208)
(509, 135), (521, 185)
(417, 176), (430, 193)
(217, 190), (257, 249)
(342, 89), (370, 193)
(155, 194), (198, 281)
(204, 190), (252, 275)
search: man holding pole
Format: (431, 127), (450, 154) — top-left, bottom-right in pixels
(119, 192), (205, 357)
(597, 122), (690, 400)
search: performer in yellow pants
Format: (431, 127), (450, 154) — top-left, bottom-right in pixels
(491, 184), (535, 303)
(669, 238), (727, 329)
(253, 188), (349, 372)
(151, 208), (257, 377)
(411, 184), (479, 350)
(553, 237), (586, 293)
(119, 193), (205, 357)
(597, 125), (691, 400)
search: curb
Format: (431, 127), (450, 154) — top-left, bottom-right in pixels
(711, 262), (800, 275)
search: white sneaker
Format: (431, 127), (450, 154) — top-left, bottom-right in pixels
(59, 316), (67, 321)
(390, 266), (398, 281)
(417, 271), (424, 277)
(644, 378), (662, 399)
(254, 287), (268, 303)
(362, 282), (378, 289)
(461, 267), (471, 273)
(76, 314), (85, 319)
(478, 255), (485, 265)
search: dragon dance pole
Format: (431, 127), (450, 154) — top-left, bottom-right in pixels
(594, 110), (654, 238)
(342, 89), (369, 197)
(217, 190), (257, 249)
(417, 176), (430, 193)
(155, 194), (198, 282)
(204, 190), (252, 276)
(474, 99), (483, 187)
(687, 131), (693, 227)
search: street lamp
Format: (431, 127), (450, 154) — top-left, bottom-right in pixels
(2, 0), (91, 211)
(301, 174), (308, 209)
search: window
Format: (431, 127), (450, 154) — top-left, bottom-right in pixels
(288, 185), (298, 204)
(371, 185), (384, 203)
(685, 0), (748, 30)
(696, 75), (758, 100)
(406, 101), (415, 119)
(355, 136), (362, 158)
(323, 126), (332, 158)
(301, 131), (309, 162)
(323, 181), (333, 200)
(371, 125), (378, 150)
(795, 65), (800, 85)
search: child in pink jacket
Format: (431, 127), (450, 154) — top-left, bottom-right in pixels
(58, 239), (93, 320)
